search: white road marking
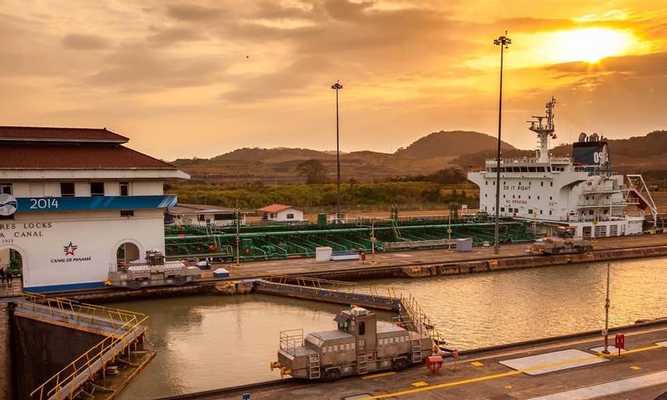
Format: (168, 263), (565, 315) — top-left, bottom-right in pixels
(500, 349), (607, 376)
(528, 371), (667, 400)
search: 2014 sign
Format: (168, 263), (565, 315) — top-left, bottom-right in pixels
(29, 198), (59, 210)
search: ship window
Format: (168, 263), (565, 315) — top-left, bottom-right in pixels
(358, 321), (366, 335)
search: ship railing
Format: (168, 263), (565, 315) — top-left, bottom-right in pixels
(25, 295), (148, 400)
(279, 329), (304, 354)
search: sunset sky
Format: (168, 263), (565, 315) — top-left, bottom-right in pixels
(2, 1), (667, 159)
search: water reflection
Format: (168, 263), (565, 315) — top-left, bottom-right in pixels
(116, 258), (667, 399)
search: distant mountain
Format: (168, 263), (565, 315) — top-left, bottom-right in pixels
(212, 147), (335, 163)
(171, 130), (667, 183)
(394, 130), (514, 159)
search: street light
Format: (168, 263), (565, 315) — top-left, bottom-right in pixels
(493, 32), (511, 254)
(331, 80), (344, 222)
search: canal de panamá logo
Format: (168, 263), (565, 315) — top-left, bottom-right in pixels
(64, 241), (78, 256)
(0, 194), (17, 217)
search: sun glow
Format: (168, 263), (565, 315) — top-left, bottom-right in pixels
(546, 28), (636, 63)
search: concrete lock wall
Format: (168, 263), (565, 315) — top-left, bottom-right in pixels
(0, 208), (165, 291)
(12, 314), (105, 400)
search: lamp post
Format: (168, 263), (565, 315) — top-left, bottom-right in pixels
(331, 80), (343, 223)
(493, 32), (511, 254)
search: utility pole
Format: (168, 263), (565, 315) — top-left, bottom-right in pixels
(602, 262), (611, 354)
(493, 32), (511, 254)
(235, 199), (240, 266)
(331, 80), (343, 223)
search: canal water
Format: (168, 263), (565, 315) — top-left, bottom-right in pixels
(116, 257), (667, 399)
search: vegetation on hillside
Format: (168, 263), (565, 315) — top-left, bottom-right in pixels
(167, 181), (478, 211)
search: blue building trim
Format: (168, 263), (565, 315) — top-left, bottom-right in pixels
(24, 281), (106, 293)
(16, 195), (177, 213)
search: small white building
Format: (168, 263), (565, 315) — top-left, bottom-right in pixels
(167, 204), (246, 227)
(0, 126), (189, 292)
(258, 204), (304, 222)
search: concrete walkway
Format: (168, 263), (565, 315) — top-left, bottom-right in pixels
(204, 321), (667, 400)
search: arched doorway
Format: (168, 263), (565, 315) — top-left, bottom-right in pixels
(116, 242), (140, 269)
(0, 247), (23, 294)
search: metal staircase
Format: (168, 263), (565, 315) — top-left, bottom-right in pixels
(626, 174), (658, 227)
(356, 352), (369, 374)
(308, 353), (321, 379)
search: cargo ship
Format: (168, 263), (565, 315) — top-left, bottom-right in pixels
(468, 98), (657, 239)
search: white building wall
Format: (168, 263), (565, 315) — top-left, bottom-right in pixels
(75, 182), (91, 196)
(132, 181), (164, 195)
(274, 208), (304, 222)
(0, 208), (165, 291)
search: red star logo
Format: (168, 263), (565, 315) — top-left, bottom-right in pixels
(64, 241), (78, 256)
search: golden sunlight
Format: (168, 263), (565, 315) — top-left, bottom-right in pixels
(545, 28), (635, 63)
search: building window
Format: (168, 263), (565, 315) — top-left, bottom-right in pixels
(198, 214), (206, 222)
(500, 207), (505, 212)
(358, 321), (366, 335)
(541, 182), (544, 187)
(120, 182), (130, 196)
(120, 210), (134, 217)
(528, 209), (533, 214)
(550, 182), (553, 187)
(549, 210), (553, 215)
(286, 213), (294, 220)
(90, 182), (105, 196)
(0, 183), (11, 195)
(60, 182), (75, 197)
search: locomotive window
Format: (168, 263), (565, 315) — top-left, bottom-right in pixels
(358, 321), (366, 335)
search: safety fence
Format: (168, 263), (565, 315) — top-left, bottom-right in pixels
(20, 294), (148, 400)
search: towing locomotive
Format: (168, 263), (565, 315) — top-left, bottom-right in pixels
(271, 306), (435, 380)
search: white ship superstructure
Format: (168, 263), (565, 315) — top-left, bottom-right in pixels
(468, 98), (656, 239)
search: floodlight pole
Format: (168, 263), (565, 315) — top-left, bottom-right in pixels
(331, 80), (343, 223)
(493, 32), (511, 254)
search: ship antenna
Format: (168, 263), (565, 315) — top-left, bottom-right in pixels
(528, 97), (557, 163)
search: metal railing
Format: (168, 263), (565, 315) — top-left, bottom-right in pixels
(23, 294), (148, 400)
(279, 329), (304, 354)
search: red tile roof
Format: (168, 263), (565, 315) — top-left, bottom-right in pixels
(0, 126), (129, 143)
(0, 143), (177, 170)
(258, 203), (293, 213)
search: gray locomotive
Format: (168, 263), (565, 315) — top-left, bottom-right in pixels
(271, 306), (435, 380)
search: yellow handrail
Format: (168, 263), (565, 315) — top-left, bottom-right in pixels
(24, 294), (148, 400)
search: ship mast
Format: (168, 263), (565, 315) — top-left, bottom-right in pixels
(528, 97), (556, 163)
